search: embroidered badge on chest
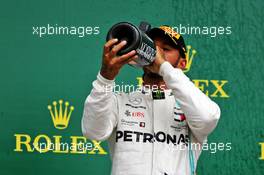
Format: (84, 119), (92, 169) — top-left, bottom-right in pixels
(170, 106), (187, 132)
(174, 112), (186, 122)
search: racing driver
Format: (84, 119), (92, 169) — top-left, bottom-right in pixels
(82, 25), (221, 175)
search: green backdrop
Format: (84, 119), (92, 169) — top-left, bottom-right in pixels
(0, 0), (264, 174)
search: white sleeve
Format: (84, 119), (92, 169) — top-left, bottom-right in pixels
(159, 62), (221, 143)
(81, 72), (118, 141)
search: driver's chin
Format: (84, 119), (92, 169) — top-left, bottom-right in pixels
(143, 68), (163, 79)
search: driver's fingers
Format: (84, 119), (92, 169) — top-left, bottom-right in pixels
(114, 50), (137, 64)
(104, 38), (119, 54)
(110, 40), (127, 56)
(122, 54), (138, 65)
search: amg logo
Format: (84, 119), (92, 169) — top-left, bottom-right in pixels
(116, 130), (189, 146)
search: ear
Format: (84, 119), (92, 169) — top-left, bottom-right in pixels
(177, 58), (186, 70)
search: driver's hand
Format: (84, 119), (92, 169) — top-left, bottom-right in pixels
(100, 39), (138, 80)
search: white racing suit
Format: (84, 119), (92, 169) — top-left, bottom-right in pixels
(82, 62), (220, 175)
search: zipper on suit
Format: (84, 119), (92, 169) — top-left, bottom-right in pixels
(151, 98), (154, 175)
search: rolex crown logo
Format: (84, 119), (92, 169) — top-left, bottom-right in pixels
(47, 100), (74, 130)
(183, 45), (197, 73)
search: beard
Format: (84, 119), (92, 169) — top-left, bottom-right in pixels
(143, 68), (163, 80)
